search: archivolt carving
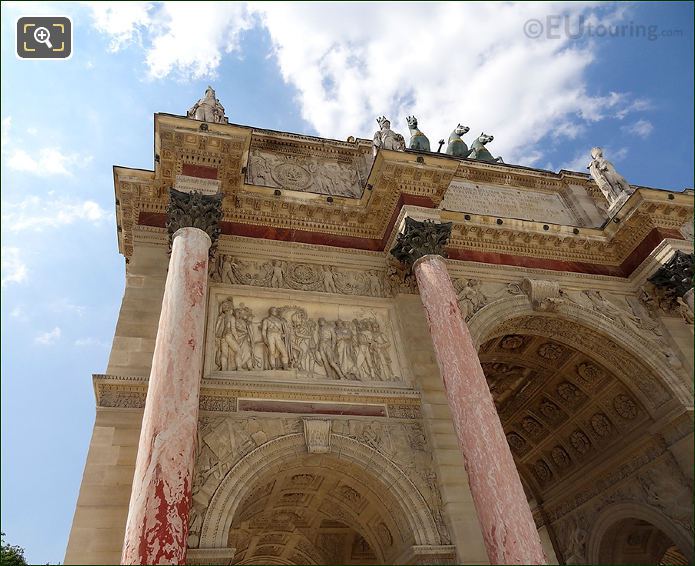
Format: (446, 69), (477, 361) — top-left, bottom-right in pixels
(468, 294), (691, 410)
(198, 430), (444, 550)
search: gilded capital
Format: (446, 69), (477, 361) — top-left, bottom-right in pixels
(166, 188), (224, 255)
(389, 217), (453, 266)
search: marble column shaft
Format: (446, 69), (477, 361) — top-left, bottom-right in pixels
(413, 254), (547, 565)
(121, 227), (211, 565)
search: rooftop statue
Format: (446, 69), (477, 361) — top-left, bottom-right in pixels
(373, 116), (406, 156)
(445, 124), (470, 157)
(406, 116), (431, 152)
(587, 147), (633, 208)
(467, 133), (503, 163)
(187, 86), (228, 124)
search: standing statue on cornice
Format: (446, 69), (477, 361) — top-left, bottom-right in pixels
(187, 86), (229, 124)
(373, 116), (406, 156)
(406, 116), (430, 152)
(587, 147), (633, 208)
(467, 133), (503, 163)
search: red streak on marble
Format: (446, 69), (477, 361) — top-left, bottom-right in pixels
(121, 228), (211, 565)
(413, 254), (546, 565)
(181, 163), (218, 179)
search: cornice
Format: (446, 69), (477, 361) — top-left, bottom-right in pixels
(114, 114), (692, 276)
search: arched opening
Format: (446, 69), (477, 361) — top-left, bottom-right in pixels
(227, 454), (395, 565)
(468, 299), (693, 564)
(597, 517), (688, 564)
(199, 432), (446, 565)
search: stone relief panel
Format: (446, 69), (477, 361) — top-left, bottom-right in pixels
(210, 254), (417, 298)
(188, 415), (451, 549)
(440, 179), (580, 225)
(207, 292), (406, 383)
(246, 148), (370, 198)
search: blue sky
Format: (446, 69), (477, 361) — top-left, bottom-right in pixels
(1, 2), (693, 563)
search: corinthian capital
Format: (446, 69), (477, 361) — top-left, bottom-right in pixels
(389, 217), (453, 266)
(166, 188), (224, 255)
(648, 250), (694, 298)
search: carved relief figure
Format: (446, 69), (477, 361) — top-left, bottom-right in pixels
(373, 116), (406, 156)
(316, 318), (345, 379)
(322, 266), (337, 294)
(262, 307), (291, 370)
(215, 299), (255, 371)
(269, 260), (285, 288)
(583, 290), (642, 330)
(485, 363), (532, 413)
(587, 147), (632, 207)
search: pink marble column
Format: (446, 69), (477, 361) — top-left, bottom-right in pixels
(121, 226), (211, 565)
(413, 253), (546, 564)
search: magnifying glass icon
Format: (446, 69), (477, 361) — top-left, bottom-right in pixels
(33, 26), (53, 49)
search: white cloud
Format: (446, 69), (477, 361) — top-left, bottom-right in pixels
(51, 298), (87, 317)
(35, 327), (62, 345)
(1, 115), (91, 176)
(86, 2), (652, 165)
(6, 148), (92, 177)
(622, 119), (653, 139)
(87, 2), (253, 79)
(74, 337), (109, 348)
(88, 2), (154, 51)
(2, 195), (112, 232)
(1, 247), (28, 286)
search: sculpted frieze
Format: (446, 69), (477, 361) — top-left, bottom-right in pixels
(246, 148), (369, 198)
(210, 254), (416, 298)
(209, 294), (405, 383)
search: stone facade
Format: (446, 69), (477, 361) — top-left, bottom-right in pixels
(65, 110), (693, 565)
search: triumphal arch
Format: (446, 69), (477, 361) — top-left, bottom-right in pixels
(65, 88), (693, 565)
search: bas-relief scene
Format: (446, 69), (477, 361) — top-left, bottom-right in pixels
(246, 147), (372, 198)
(206, 293), (405, 383)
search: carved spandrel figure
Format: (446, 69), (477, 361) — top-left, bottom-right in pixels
(187, 86), (228, 124)
(467, 133), (503, 163)
(372, 116), (406, 156)
(446, 123), (471, 156)
(583, 290), (642, 330)
(455, 278), (487, 320)
(587, 147), (632, 207)
(261, 307), (291, 370)
(406, 116), (431, 152)
(316, 318), (345, 379)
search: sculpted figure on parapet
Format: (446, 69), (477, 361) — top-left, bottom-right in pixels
(373, 116), (406, 156)
(587, 147), (633, 207)
(187, 86), (228, 124)
(213, 299), (399, 381)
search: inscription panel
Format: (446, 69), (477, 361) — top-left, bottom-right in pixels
(441, 180), (577, 224)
